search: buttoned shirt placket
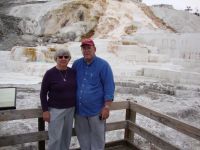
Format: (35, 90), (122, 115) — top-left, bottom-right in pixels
(78, 63), (90, 115)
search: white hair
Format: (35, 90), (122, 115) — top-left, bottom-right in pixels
(54, 49), (71, 61)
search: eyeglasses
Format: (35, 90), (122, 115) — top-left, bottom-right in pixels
(58, 56), (69, 59)
(81, 45), (94, 51)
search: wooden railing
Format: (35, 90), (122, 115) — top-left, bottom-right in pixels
(0, 101), (200, 150)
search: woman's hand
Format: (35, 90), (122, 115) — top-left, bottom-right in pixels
(42, 111), (50, 123)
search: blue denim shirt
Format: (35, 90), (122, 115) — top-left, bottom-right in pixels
(72, 56), (115, 116)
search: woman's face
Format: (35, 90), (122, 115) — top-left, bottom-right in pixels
(56, 55), (70, 68)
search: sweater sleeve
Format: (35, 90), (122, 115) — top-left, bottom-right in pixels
(40, 71), (50, 112)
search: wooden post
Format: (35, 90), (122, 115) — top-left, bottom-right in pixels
(124, 99), (136, 143)
(38, 117), (45, 150)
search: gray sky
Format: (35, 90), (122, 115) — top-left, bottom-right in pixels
(142, 0), (200, 12)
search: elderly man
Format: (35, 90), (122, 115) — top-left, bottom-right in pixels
(72, 38), (115, 150)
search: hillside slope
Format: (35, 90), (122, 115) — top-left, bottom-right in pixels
(1, 0), (200, 51)
(150, 6), (200, 33)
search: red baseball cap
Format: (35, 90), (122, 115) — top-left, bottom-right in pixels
(81, 38), (95, 47)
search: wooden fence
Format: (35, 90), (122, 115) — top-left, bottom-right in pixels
(0, 101), (200, 150)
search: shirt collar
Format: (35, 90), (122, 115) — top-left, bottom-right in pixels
(83, 55), (96, 66)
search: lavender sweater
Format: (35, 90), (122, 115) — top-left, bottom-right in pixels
(40, 66), (76, 112)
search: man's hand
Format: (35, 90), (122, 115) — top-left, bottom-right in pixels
(42, 111), (50, 123)
(100, 101), (112, 120)
(100, 106), (110, 120)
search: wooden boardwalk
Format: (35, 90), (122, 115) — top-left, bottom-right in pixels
(72, 140), (140, 150)
(106, 145), (135, 150)
(0, 101), (200, 150)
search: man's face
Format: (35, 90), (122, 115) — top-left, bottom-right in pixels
(81, 45), (96, 62)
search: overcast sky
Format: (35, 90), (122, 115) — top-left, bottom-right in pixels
(142, 0), (200, 12)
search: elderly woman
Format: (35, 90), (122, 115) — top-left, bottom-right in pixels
(40, 49), (76, 150)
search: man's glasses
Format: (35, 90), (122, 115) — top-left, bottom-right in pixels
(81, 45), (93, 50)
(58, 56), (69, 59)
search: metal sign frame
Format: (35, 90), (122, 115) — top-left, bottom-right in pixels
(0, 87), (16, 110)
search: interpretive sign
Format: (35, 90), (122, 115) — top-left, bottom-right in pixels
(0, 87), (16, 110)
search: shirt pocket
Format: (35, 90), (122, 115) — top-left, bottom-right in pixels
(88, 72), (100, 86)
